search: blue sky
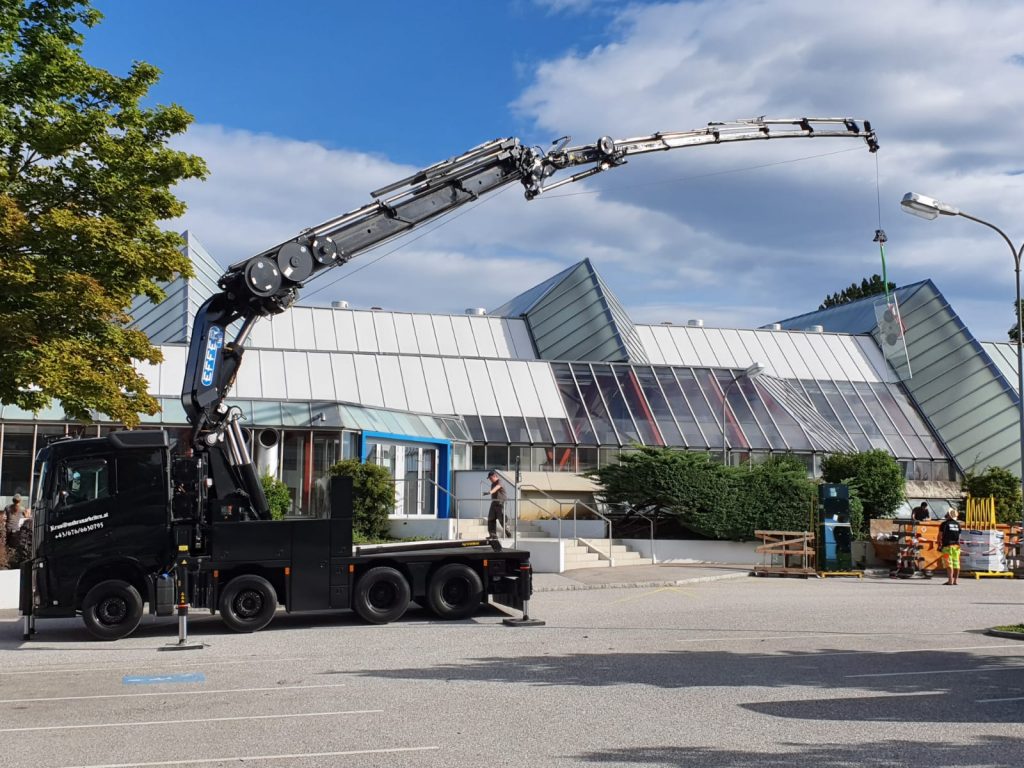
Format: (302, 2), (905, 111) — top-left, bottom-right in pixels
(86, 0), (1024, 342)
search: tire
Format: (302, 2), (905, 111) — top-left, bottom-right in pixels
(219, 575), (278, 633)
(353, 567), (411, 624)
(427, 563), (484, 620)
(81, 580), (144, 641)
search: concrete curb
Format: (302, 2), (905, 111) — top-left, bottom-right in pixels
(985, 628), (1024, 641)
(533, 570), (750, 593)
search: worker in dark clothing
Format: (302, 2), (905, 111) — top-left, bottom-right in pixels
(485, 470), (507, 539)
(911, 502), (930, 522)
(938, 509), (963, 585)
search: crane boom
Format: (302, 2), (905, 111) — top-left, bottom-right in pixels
(180, 116), (877, 518)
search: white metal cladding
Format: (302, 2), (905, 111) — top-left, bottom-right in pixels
(353, 355), (384, 406)
(420, 357), (454, 413)
(465, 358), (499, 415)
(432, 316), (459, 356)
(373, 312), (399, 354)
(981, 342), (1018, 391)
(442, 358), (476, 413)
(307, 353), (336, 400)
(412, 314), (439, 355)
(487, 360), (522, 416)
(636, 325), (893, 382)
(398, 356), (431, 412)
(331, 354), (359, 403)
(283, 351), (311, 400)
(353, 312), (378, 353)
(376, 355), (406, 410)
(393, 313), (418, 354)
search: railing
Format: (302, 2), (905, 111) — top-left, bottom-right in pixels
(517, 483), (615, 567)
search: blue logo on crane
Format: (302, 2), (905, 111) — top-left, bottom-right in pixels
(201, 325), (224, 387)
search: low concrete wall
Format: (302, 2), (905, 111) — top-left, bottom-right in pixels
(1, 569), (19, 610)
(620, 539), (760, 565)
(517, 539), (563, 573)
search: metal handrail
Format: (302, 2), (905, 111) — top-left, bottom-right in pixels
(519, 483), (615, 567)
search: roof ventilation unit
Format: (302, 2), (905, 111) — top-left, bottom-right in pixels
(807, 324), (825, 333)
(768, 323), (783, 331)
(331, 300), (349, 309)
(465, 307), (487, 316)
(687, 319), (704, 327)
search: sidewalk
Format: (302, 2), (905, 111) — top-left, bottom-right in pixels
(533, 562), (752, 592)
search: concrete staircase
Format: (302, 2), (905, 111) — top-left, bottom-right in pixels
(454, 519), (649, 571)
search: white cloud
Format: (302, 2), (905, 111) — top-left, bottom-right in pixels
(168, 0), (1024, 343)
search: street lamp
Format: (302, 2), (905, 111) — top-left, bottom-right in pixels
(901, 191), (1024, 531)
(722, 363), (765, 465)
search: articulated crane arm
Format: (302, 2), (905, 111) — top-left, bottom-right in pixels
(182, 116), (876, 518)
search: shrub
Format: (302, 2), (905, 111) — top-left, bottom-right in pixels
(962, 466), (1023, 525)
(260, 474), (293, 521)
(328, 459), (394, 541)
(821, 450), (904, 523)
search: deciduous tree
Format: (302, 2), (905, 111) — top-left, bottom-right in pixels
(0, 1), (206, 425)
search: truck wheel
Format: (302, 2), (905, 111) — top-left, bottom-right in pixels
(427, 563), (484, 620)
(353, 567), (411, 624)
(82, 580), (144, 641)
(219, 575), (278, 633)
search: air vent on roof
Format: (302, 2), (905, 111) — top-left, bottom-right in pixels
(465, 307), (487, 316)
(331, 300), (349, 309)
(660, 321), (673, 325)
(687, 319), (704, 327)
(370, 306), (383, 311)
(769, 323), (783, 331)
(807, 324), (824, 333)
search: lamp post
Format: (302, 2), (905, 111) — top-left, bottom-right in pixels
(722, 363), (765, 465)
(901, 192), (1024, 531)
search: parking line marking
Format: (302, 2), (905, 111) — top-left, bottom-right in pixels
(61, 745), (440, 768)
(977, 696), (1024, 703)
(0, 682), (346, 705)
(847, 666), (1024, 679)
(0, 657), (311, 677)
(0, 709), (382, 734)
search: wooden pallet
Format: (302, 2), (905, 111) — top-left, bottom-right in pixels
(753, 530), (816, 577)
(819, 570), (864, 579)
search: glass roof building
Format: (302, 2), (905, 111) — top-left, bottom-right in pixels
(3, 232), (1014, 518)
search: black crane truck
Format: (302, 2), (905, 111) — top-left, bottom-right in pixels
(18, 117), (878, 640)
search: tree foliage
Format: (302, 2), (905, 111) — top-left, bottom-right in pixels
(962, 466), (1022, 526)
(587, 448), (817, 540)
(329, 459), (395, 542)
(0, 1), (206, 425)
(819, 274), (896, 310)
(820, 450), (904, 525)
(1009, 300), (1023, 343)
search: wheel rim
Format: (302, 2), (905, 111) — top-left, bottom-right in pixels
(441, 577), (470, 606)
(368, 581), (397, 609)
(234, 589), (264, 619)
(97, 597), (128, 626)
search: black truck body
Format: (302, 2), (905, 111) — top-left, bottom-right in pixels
(21, 430), (531, 639)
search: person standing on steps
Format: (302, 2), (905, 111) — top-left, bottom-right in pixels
(938, 509), (963, 585)
(485, 470), (507, 539)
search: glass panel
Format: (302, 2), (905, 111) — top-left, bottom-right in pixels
(577, 446), (598, 472)
(589, 364), (639, 444)
(403, 449), (420, 516)
(251, 401), (283, 427)
(694, 369), (734, 451)
(569, 364), (619, 444)
(837, 381), (887, 450)
(280, 431), (309, 515)
(676, 369), (720, 445)
(655, 369), (706, 446)
(855, 382), (911, 457)
(818, 381), (871, 450)
(486, 445), (509, 470)
(481, 416), (508, 443)
(552, 446), (576, 472)
(159, 398), (189, 425)
(874, 383), (930, 458)
(801, 380), (844, 431)
(547, 418), (574, 444)
(471, 444), (487, 470)
(737, 378), (780, 449)
(1, 424), (34, 498)
(598, 447), (620, 466)
(503, 416), (531, 443)
(311, 433), (342, 517)
(527, 417), (553, 444)
(533, 446), (554, 471)
(634, 367), (683, 446)
(715, 371), (766, 450)
(613, 366), (662, 445)
(463, 414), (485, 442)
(509, 445), (531, 473)
(422, 448), (436, 517)
(552, 363), (598, 445)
